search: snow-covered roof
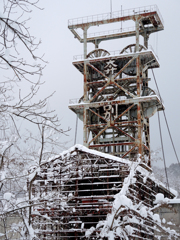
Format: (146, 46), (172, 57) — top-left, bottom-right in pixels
(42, 144), (177, 198)
(60, 144), (132, 165)
(33, 144), (179, 239)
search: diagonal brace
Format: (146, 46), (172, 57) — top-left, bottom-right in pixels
(114, 125), (136, 141)
(122, 145), (136, 158)
(114, 104), (135, 122)
(114, 82), (136, 98)
(87, 63), (108, 79)
(89, 108), (107, 123)
(90, 81), (110, 103)
(89, 125), (109, 144)
(113, 56), (137, 80)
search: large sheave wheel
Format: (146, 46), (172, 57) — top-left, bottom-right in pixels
(87, 49), (110, 58)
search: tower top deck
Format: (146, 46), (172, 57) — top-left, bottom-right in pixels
(68, 5), (164, 43)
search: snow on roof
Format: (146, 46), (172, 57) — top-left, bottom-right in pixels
(72, 49), (158, 64)
(42, 144), (177, 197)
(63, 144), (132, 165)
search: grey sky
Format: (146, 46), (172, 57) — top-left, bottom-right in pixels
(28, 0), (180, 167)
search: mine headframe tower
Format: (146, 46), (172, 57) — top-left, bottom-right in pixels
(68, 5), (164, 166)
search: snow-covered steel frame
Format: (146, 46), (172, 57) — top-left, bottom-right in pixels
(68, 5), (164, 165)
(30, 5), (178, 240)
(31, 145), (175, 239)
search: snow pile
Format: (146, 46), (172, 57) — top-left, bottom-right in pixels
(3, 192), (12, 201)
(84, 155), (179, 239)
(85, 227), (96, 238)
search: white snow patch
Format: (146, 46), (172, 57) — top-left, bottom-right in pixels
(155, 193), (164, 202)
(153, 214), (161, 223)
(162, 218), (166, 224)
(125, 225), (133, 235)
(3, 192), (12, 201)
(85, 226), (95, 238)
(139, 206), (147, 218)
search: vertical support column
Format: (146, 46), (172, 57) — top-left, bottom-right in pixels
(144, 32), (149, 49)
(95, 39), (99, 49)
(83, 27), (88, 102)
(83, 107), (88, 147)
(135, 16), (144, 159)
(83, 27), (87, 59)
(144, 32), (151, 167)
(136, 56), (143, 158)
(135, 17), (140, 52)
(83, 27), (88, 147)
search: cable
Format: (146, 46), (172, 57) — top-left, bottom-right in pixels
(151, 69), (180, 165)
(74, 115), (78, 145)
(163, 111), (180, 165)
(156, 32), (158, 57)
(157, 111), (170, 190)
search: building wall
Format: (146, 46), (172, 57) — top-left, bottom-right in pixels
(155, 202), (180, 239)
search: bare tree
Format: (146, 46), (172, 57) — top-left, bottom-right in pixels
(0, 1), (69, 239)
(0, 0), (63, 131)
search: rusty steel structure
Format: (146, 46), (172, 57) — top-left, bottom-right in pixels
(68, 5), (164, 165)
(30, 5), (177, 240)
(31, 146), (175, 239)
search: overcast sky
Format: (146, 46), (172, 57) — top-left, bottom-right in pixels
(28, 0), (180, 167)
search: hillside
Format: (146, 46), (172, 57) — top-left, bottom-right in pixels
(152, 163), (180, 197)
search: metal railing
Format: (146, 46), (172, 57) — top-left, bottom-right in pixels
(73, 45), (158, 61)
(68, 5), (163, 27)
(73, 49), (123, 61)
(78, 23), (158, 41)
(87, 26), (136, 39)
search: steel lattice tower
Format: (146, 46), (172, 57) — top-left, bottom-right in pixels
(68, 5), (164, 166)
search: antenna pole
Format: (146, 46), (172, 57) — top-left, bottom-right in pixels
(110, 0), (112, 18)
(121, 5), (122, 31)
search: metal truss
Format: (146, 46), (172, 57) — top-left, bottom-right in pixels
(68, 5), (164, 166)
